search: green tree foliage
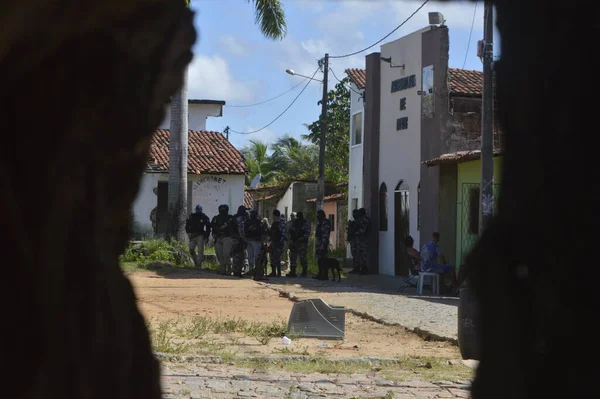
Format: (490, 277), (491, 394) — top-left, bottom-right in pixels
(302, 77), (350, 184)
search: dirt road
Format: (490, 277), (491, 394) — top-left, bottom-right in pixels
(127, 267), (463, 361)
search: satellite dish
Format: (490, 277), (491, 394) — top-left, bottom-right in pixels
(250, 173), (262, 188)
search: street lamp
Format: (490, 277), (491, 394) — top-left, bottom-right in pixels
(286, 54), (329, 216)
(286, 69), (323, 83)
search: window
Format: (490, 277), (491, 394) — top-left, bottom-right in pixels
(329, 214), (335, 231)
(351, 198), (358, 211)
(352, 112), (362, 145)
(468, 187), (480, 235)
(379, 183), (388, 231)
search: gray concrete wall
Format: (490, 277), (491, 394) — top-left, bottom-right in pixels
(419, 26), (449, 246)
(363, 52), (381, 274)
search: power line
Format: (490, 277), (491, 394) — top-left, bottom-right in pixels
(329, 0), (430, 59)
(329, 67), (363, 96)
(462, 2), (478, 69)
(228, 66), (320, 135)
(224, 79), (305, 108)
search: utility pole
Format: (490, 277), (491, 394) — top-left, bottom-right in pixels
(317, 53), (329, 213)
(479, 1), (494, 233)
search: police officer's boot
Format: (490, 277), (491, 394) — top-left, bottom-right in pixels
(268, 264), (277, 277)
(286, 266), (297, 277)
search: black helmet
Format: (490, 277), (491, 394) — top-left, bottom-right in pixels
(218, 204), (229, 215)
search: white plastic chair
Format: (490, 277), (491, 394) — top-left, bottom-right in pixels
(418, 272), (440, 295)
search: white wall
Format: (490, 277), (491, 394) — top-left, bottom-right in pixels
(348, 83), (365, 210)
(132, 172), (245, 234)
(277, 183), (294, 221)
(377, 28), (428, 276)
(347, 83), (365, 258)
(159, 103), (223, 131)
(191, 174), (245, 219)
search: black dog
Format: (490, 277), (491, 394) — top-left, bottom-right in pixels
(253, 242), (269, 281)
(324, 257), (342, 282)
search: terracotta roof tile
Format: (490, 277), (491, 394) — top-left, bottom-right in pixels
(306, 193), (346, 204)
(147, 130), (247, 174)
(345, 68), (366, 90)
(244, 190), (254, 209)
(422, 148), (503, 166)
(344, 67), (483, 97)
(448, 68), (483, 97)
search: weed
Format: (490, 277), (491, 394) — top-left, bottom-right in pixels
(150, 319), (189, 354)
(273, 345), (310, 356)
(186, 315), (213, 338)
(180, 388), (191, 397)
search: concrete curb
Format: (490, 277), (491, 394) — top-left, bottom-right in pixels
(258, 282), (458, 346)
(155, 352), (403, 366)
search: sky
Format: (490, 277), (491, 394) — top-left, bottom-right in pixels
(188, 0), (499, 150)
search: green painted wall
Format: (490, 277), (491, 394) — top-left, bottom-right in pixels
(454, 157), (503, 267)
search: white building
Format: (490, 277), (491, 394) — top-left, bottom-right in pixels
(132, 100), (248, 237)
(158, 99), (224, 131)
(345, 22), (486, 277)
(344, 25), (445, 276)
(346, 69), (366, 214)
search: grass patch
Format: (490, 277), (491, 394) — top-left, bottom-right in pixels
(184, 315), (288, 345)
(149, 315), (289, 352)
(382, 355), (474, 382)
(235, 355), (474, 382)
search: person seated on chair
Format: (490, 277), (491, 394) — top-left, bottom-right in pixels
(405, 235), (420, 273)
(420, 232), (457, 295)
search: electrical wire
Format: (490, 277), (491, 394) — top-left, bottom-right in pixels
(329, 67), (363, 96)
(224, 79), (305, 107)
(462, 2), (478, 69)
(228, 66), (320, 135)
(329, 0), (430, 59)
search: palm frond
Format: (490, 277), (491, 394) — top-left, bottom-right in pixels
(248, 0), (287, 40)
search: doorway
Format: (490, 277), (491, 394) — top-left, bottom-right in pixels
(394, 181), (410, 276)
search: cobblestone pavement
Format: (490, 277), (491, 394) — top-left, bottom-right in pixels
(161, 363), (472, 399)
(259, 275), (459, 342)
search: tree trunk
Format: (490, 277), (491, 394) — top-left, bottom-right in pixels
(166, 68), (189, 242)
(0, 1), (195, 398)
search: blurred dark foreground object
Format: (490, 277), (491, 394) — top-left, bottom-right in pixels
(0, 1), (195, 398)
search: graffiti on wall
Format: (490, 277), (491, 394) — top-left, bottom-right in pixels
(192, 175), (230, 218)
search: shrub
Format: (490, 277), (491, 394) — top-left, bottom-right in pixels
(119, 238), (193, 268)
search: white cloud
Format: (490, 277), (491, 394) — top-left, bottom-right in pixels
(187, 54), (256, 102)
(219, 34), (250, 57)
(294, 0), (325, 13)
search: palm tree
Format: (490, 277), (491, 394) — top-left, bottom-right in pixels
(166, 0), (286, 240)
(241, 140), (280, 185)
(271, 135), (318, 180)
